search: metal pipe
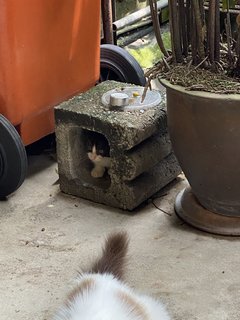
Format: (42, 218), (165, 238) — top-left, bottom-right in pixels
(118, 26), (154, 47)
(111, 0), (117, 44)
(111, 0), (116, 22)
(117, 18), (152, 36)
(101, 0), (114, 44)
(113, 0), (168, 31)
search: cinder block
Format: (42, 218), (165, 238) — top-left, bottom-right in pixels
(55, 81), (181, 210)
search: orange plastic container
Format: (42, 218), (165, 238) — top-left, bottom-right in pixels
(0, 0), (100, 145)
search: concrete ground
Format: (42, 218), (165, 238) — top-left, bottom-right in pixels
(1, 148), (240, 320)
(1, 24), (239, 320)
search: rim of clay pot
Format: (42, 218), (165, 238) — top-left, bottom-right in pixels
(160, 78), (240, 101)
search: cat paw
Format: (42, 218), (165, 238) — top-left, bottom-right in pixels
(91, 168), (105, 178)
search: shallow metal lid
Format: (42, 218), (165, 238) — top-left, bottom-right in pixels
(101, 86), (162, 111)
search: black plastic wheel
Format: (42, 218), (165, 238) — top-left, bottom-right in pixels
(100, 44), (146, 86)
(0, 115), (28, 197)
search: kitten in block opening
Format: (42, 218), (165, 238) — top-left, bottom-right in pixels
(84, 130), (111, 178)
(53, 232), (171, 320)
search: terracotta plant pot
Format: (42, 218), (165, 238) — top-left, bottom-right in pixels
(161, 79), (240, 236)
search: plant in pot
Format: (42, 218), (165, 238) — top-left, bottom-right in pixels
(147, 0), (240, 235)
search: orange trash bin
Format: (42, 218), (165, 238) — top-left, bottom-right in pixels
(0, 0), (101, 146)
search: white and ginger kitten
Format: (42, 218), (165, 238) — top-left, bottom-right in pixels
(86, 131), (111, 178)
(87, 144), (111, 178)
(53, 232), (171, 320)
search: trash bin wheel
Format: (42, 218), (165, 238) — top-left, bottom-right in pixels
(100, 44), (146, 86)
(0, 115), (28, 198)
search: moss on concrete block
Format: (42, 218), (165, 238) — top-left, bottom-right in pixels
(55, 80), (181, 210)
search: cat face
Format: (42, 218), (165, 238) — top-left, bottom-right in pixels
(87, 144), (105, 162)
(85, 131), (110, 162)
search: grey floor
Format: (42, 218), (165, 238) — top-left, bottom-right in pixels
(1, 150), (240, 320)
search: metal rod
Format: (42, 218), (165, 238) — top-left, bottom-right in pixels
(111, 0), (116, 22)
(118, 26), (154, 47)
(101, 0), (114, 44)
(117, 18), (152, 36)
(111, 0), (117, 44)
(113, 0), (168, 31)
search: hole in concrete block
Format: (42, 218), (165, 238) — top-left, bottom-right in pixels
(68, 127), (111, 189)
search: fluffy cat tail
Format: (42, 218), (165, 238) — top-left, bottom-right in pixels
(90, 231), (129, 280)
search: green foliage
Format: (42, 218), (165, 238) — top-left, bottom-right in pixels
(222, 0), (237, 10)
(127, 32), (171, 68)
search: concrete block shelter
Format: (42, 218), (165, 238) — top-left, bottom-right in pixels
(55, 81), (181, 210)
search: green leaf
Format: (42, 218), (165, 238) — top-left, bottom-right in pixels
(222, 0), (237, 10)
